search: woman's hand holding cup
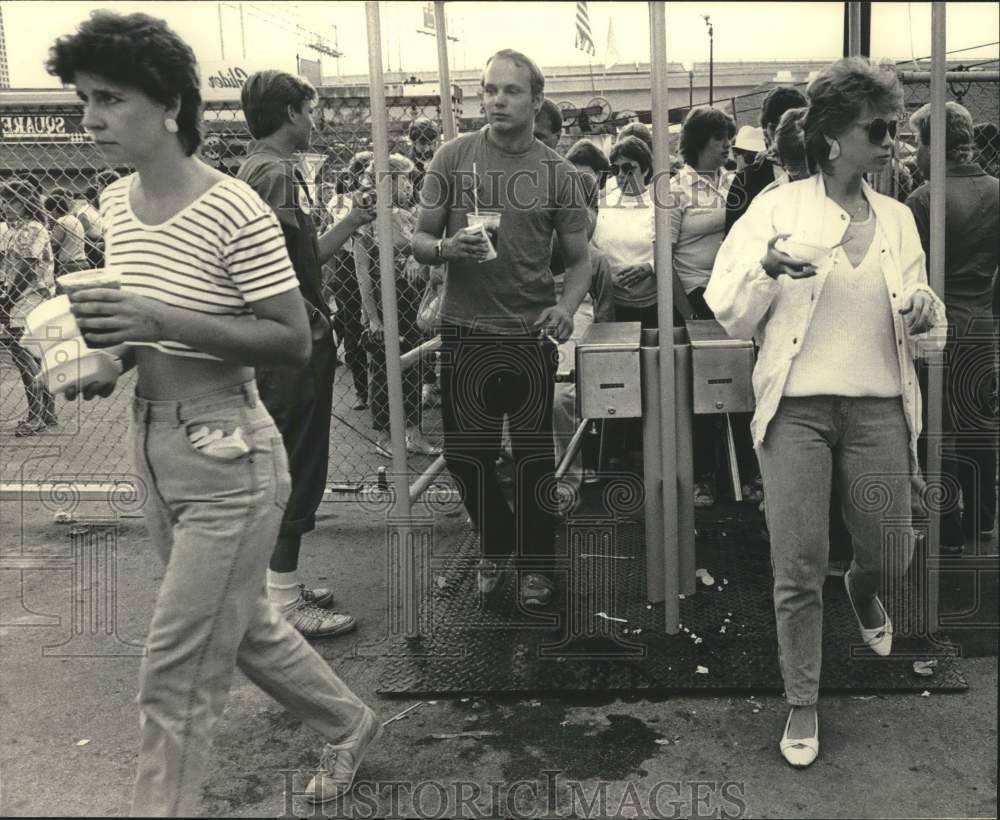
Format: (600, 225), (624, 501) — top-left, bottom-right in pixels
(761, 233), (818, 280)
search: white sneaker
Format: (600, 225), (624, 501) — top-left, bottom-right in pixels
(304, 706), (382, 803)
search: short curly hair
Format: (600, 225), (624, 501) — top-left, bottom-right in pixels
(46, 11), (202, 157)
(679, 107), (736, 166)
(774, 107), (809, 175)
(610, 135), (654, 183)
(566, 138), (611, 176)
(803, 57), (903, 173)
(909, 101), (975, 163)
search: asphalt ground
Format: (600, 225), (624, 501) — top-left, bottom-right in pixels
(0, 495), (996, 818)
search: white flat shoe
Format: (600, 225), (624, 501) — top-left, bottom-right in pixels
(780, 709), (819, 768)
(844, 570), (893, 656)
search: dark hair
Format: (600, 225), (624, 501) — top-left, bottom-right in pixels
(483, 49), (545, 98)
(618, 121), (653, 151)
(535, 99), (563, 135)
(2, 180), (46, 222)
(46, 11), (203, 156)
(679, 107), (736, 166)
(909, 101), (975, 163)
(43, 188), (73, 218)
(566, 138), (611, 175)
(803, 57), (903, 174)
(759, 85), (808, 130)
(610, 135), (654, 182)
(241, 70), (317, 140)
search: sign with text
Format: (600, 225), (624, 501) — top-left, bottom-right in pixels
(200, 58), (297, 101)
(0, 112), (88, 142)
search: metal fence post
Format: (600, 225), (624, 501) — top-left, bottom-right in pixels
(926, 2), (947, 632)
(365, 0), (418, 637)
(434, 1), (457, 142)
(649, 1), (680, 634)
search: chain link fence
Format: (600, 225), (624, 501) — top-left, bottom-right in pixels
(1, 89), (457, 489)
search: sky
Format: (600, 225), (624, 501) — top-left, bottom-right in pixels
(2, 1), (998, 88)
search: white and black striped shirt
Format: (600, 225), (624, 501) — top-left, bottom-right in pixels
(100, 174), (298, 360)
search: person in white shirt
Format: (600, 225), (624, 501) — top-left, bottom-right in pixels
(706, 56), (946, 769)
(592, 136), (656, 326)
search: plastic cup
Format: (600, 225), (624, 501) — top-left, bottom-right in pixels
(56, 268), (122, 296)
(466, 212), (500, 262)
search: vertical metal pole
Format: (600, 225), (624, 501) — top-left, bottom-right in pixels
(365, 0), (418, 636)
(688, 71), (693, 108)
(708, 26), (713, 106)
(217, 1), (226, 60)
(848, 2), (863, 56)
(239, 2), (247, 59)
(650, 1), (680, 633)
(927, 1), (947, 631)
(434, 1), (457, 141)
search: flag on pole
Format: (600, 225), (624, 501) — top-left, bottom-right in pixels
(604, 17), (619, 69)
(575, 1), (597, 57)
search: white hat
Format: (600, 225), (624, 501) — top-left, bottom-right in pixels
(734, 125), (766, 154)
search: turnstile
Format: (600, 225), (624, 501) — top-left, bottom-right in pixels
(560, 320), (756, 633)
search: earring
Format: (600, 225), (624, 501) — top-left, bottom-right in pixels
(826, 137), (841, 161)
(164, 118), (179, 134)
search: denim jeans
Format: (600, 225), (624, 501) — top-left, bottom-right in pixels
(757, 395), (913, 706)
(130, 381), (367, 816)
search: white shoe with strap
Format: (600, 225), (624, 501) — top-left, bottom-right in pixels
(779, 709), (819, 768)
(844, 570), (893, 656)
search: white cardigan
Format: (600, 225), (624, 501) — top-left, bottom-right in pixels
(704, 174), (947, 470)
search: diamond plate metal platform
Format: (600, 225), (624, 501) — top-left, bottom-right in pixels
(376, 516), (969, 696)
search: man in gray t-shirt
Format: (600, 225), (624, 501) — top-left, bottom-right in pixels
(413, 49), (592, 608)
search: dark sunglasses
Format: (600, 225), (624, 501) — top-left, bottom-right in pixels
(858, 117), (898, 144)
(611, 162), (640, 175)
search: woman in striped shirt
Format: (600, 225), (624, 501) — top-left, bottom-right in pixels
(48, 11), (378, 814)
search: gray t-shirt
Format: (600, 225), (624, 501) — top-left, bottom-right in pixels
(419, 127), (589, 334)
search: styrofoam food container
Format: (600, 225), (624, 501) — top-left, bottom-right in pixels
(24, 295), (81, 352)
(40, 339), (125, 394)
(776, 238), (835, 265)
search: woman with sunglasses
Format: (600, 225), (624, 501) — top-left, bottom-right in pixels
(47, 12), (377, 814)
(592, 136), (657, 326)
(706, 57), (946, 769)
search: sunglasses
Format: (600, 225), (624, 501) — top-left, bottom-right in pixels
(611, 162), (640, 175)
(858, 117), (898, 144)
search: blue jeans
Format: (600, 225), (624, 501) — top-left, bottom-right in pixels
(757, 396), (914, 706)
(130, 382), (367, 816)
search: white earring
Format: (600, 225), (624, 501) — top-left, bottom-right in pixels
(164, 118), (179, 134)
(826, 137), (841, 161)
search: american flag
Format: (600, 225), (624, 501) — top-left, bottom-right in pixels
(575, 1), (597, 57)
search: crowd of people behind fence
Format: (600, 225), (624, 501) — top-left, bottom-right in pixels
(0, 8), (997, 813)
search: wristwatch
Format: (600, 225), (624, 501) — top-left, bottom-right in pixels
(434, 238), (445, 261)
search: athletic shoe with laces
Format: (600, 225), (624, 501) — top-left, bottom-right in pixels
(282, 597), (356, 638)
(298, 584), (334, 609)
(304, 706), (382, 803)
(520, 572), (555, 607)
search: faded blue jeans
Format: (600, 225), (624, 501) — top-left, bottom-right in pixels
(757, 396), (914, 706)
(129, 381), (367, 816)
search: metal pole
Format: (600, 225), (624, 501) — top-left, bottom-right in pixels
(217, 1), (226, 60)
(239, 2), (247, 59)
(434, 1), (457, 141)
(365, 0), (418, 636)
(926, 1), (947, 631)
(650, 1), (680, 634)
(847, 2), (863, 56)
(708, 26), (713, 106)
